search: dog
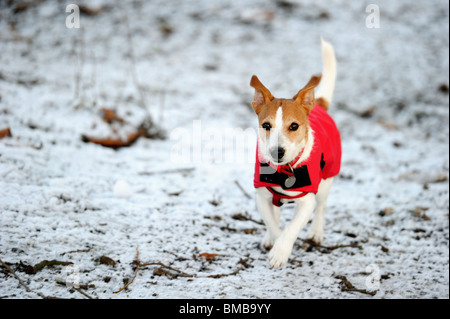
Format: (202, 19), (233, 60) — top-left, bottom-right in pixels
(250, 38), (341, 268)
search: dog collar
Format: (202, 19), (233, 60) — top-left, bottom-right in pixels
(266, 148), (304, 176)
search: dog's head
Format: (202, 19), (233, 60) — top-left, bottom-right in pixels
(250, 75), (321, 165)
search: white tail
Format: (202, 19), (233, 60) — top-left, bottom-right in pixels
(315, 37), (337, 105)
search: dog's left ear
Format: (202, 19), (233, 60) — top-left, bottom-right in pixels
(250, 75), (274, 114)
(293, 75), (321, 114)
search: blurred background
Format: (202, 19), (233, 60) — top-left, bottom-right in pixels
(0, 0), (448, 299)
(1, 0), (448, 136)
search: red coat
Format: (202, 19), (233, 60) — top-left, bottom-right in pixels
(254, 105), (341, 206)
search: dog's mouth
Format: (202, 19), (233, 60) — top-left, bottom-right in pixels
(266, 147), (302, 166)
(271, 159), (290, 166)
(267, 156), (290, 166)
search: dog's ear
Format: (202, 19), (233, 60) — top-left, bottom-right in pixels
(293, 75), (321, 114)
(250, 75), (274, 114)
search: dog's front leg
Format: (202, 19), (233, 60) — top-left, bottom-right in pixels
(256, 188), (281, 249)
(268, 193), (316, 268)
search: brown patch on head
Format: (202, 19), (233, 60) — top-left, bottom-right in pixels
(255, 98), (283, 135)
(280, 99), (310, 144)
(250, 74), (321, 146)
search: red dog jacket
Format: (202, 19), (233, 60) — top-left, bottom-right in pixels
(254, 105), (341, 206)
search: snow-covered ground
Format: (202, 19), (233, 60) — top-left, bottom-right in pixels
(0, 0), (448, 299)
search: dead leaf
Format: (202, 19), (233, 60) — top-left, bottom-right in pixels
(199, 253), (218, 260)
(379, 207), (394, 217)
(243, 228), (258, 234)
(0, 128), (12, 139)
(81, 131), (141, 148)
(79, 5), (106, 16)
(99, 256), (116, 266)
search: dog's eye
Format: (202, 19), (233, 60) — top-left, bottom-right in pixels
(289, 123), (299, 131)
(262, 122), (271, 131)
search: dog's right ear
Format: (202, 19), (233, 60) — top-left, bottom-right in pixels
(293, 75), (321, 115)
(250, 75), (274, 114)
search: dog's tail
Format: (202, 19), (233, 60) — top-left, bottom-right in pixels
(315, 37), (337, 111)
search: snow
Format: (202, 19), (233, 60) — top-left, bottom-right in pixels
(113, 180), (133, 199)
(0, 0), (448, 299)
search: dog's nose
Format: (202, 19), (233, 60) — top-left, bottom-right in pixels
(270, 147), (285, 162)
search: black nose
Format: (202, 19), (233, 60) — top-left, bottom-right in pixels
(270, 147), (285, 161)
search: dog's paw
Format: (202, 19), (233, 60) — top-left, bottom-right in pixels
(260, 231), (274, 250)
(306, 228), (323, 246)
(268, 240), (292, 268)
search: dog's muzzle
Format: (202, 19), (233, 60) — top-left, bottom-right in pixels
(270, 147), (285, 162)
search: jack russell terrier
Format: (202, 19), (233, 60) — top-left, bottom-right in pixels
(250, 38), (341, 268)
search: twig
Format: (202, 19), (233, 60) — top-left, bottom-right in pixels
(114, 249), (250, 293)
(234, 180), (251, 199)
(116, 0), (147, 111)
(138, 167), (195, 176)
(158, 89), (166, 128)
(137, 261), (194, 279)
(61, 248), (91, 256)
(0, 257), (47, 299)
(74, 287), (95, 299)
(113, 248), (140, 294)
(301, 239), (363, 251)
(0, 73), (39, 87)
(138, 260), (246, 279)
(207, 267), (245, 278)
(73, 28), (85, 102)
(335, 275), (377, 296)
(231, 212), (264, 226)
(27, 259), (73, 274)
(56, 278), (96, 299)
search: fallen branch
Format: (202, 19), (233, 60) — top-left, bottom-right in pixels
(335, 275), (377, 296)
